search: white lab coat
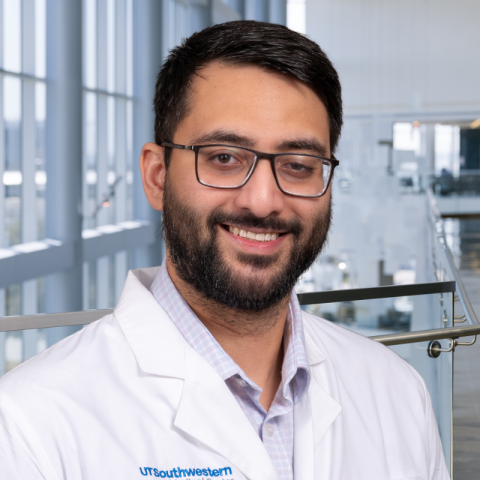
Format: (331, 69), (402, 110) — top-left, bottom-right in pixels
(0, 267), (449, 480)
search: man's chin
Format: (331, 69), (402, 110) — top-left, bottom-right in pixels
(220, 255), (294, 292)
(234, 251), (282, 270)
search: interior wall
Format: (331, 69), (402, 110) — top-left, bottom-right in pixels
(306, 0), (480, 117)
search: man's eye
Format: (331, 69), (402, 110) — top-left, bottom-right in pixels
(285, 162), (313, 173)
(216, 154), (235, 164)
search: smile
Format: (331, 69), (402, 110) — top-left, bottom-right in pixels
(227, 226), (281, 242)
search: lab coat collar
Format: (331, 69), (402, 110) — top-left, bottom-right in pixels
(114, 267), (187, 379)
(115, 268), (279, 480)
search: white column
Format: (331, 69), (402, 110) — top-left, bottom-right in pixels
(115, 98), (126, 223)
(0, 290), (5, 375)
(244, 0), (268, 21)
(115, 0), (127, 227)
(268, 0), (286, 24)
(96, 0), (109, 227)
(96, 94), (108, 226)
(21, 0), (38, 359)
(0, 9), (4, 250)
(132, 0), (164, 269)
(115, 0), (126, 94)
(0, 0), (5, 373)
(44, 0), (83, 346)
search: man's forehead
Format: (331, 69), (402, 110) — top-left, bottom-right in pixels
(180, 62), (330, 150)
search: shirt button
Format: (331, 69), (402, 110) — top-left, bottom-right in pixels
(236, 377), (246, 387)
(265, 424), (274, 437)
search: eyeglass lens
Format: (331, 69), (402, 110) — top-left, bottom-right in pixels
(196, 145), (331, 196)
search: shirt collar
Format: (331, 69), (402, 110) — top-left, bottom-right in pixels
(150, 260), (310, 404)
(282, 292), (311, 404)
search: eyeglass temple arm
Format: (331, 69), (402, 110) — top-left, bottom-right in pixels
(161, 141), (194, 151)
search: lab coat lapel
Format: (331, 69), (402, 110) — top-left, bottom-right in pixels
(114, 268), (186, 378)
(294, 318), (343, 479)
(117, 269), (278, 478)
(175, 346), (279, 480)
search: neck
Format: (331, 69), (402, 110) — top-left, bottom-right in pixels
(167, 259), (290, 411)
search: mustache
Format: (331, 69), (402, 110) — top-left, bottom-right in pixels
(207, 208), (303, 235)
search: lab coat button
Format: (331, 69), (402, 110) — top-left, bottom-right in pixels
(265, 424), (274, 436)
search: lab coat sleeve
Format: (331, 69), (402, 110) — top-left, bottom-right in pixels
(0, 392), (60, 480)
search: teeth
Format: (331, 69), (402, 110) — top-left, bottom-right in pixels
(227, 226), (280, 242)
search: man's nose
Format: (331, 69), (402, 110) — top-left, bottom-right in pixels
(233, 159), (285, 217)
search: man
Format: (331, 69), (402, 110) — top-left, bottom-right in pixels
(0, 21), (448, 480)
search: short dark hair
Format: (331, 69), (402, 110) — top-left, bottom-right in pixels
(154, 21), (342, 166)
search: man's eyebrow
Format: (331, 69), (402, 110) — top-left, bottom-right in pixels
(190, 130), (255, 147)
(190, 131), (329, 157)
(277, 138), (329, 157)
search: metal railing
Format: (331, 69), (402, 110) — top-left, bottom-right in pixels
(298, 280), (480, 354)
(1, 278), (478, 356)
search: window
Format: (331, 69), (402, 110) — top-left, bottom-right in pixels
(82, 0), (134, 310)
(1, 0), (47, 373)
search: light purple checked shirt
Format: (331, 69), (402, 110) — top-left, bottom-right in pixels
(150, 261), (311, 480)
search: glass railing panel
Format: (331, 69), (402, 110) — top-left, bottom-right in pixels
(430, 171), (480, 197)
(301, 291), (453, 335)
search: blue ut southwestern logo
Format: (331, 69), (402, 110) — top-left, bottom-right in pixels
(139, 466), (233, 478)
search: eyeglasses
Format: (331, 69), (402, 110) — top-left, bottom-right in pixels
(162, 142), (339, 198)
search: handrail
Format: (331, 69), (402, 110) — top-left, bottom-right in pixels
(0, 309), (113, 332)
(427, 188), (480, 326)
(370, 324), (480, 346)
(298, 281), (455, 305)
(1, 304), (479, 350)
(0, 282), (455, 333)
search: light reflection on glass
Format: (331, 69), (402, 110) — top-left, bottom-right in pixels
(84, 0), (97, 89)
(3, 0), (21, 73)
(35, 0), (46, 78)
(107, 0), (115, 93)
(36, 82), (46, 239)
(3, 76), (22, 247)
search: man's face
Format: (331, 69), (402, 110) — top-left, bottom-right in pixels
(161, 62), (332, 312)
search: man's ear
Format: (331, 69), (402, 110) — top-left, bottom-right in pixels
(139, 142), (166, 211)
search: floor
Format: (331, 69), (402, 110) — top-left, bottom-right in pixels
(452, 219), (480, 478)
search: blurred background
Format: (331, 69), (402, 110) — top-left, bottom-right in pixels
(0, 0), (479, 475)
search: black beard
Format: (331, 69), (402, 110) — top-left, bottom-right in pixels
(162, 179), (332, 313)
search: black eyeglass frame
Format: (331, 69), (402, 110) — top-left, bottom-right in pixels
(161, 141), (339, 198)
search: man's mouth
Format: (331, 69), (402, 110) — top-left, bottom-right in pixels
(226, 225), (283, 242)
